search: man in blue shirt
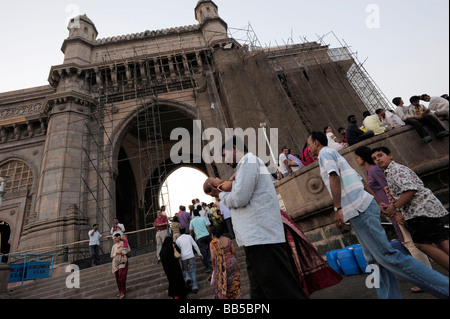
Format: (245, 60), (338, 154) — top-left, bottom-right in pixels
(190, 209), (211, 273)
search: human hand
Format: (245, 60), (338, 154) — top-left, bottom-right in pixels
(217, 181), (232, 192)
(334, 210), (346, 229)
(383, 205), (397, 218)
(394, 212), (405, 226)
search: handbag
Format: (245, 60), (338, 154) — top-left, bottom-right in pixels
(174, 246), (181, 259)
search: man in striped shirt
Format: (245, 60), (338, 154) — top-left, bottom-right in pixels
(307, 131), (449, 299)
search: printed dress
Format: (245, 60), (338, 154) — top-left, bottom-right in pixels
(210, 237), (242, 299)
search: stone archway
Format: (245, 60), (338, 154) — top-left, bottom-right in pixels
(110, 99), (207, 231)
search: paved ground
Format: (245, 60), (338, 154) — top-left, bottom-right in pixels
(311, 262), (448, 299)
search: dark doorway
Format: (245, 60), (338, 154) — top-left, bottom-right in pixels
(116, 147), (139, 231)
(0, 221), (11, 262)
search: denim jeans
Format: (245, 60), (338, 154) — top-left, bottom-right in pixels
(350, 199), (449, 299)
(181, 257), (198, 289)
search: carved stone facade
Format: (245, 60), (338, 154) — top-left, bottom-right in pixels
(1, 1), (386, 259)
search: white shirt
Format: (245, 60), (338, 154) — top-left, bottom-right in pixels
(110, 223), (125, 236)
(428, 96), (449, 113)
(198, 209), (211, 226)
(88, 230), (102, 246)
(326, 132), (345, 151)
(395, 105), (415, 121)
(175, 234), (201, 261)
(278, 152), (290, 174)
(220, 201), (232, 219)
(381, 111), (405, 128)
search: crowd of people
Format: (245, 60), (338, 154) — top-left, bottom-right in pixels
(277, 93), (449, 180)
(156, 199), (242, 299)
(88, 92), (448, 300)
(199, 93), (449, 300)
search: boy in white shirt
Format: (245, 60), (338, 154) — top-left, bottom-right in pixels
(175, 227), (203, 293)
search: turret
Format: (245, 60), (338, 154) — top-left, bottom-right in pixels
(194, 0), (228, 45)
(61, 14), (98, 65)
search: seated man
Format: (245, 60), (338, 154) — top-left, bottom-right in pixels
(337, 127), (348, 144)
(420, 94), (449, 121)
(376, 109), (404, 129)
(409, 96), (448, 137)
(346, 114), (375, 146)
(392, 96), (448, 143)
(362, 112), (389, 135)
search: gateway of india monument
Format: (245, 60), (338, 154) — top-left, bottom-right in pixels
(0, 1), (448, 264)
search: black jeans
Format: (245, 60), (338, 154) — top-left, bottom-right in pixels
(405, 115), (446, 138)
(244, 243), (307, 299)
(89, 245), (101, 266)
(197, 235), (211, 270)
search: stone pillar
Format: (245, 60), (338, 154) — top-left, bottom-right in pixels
(0, 263), (10, 293)
(21, 94), (94, 250)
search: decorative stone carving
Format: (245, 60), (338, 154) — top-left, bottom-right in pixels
(39, 118), (47, 135)
(26, 121), (34, 138)
(0, 126), (7, 143)
(13, 124), (20, 140)
(307, 176), (324, 194)
(0, 103), (43, 120)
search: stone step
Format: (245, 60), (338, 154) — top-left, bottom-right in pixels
(9, 253), (158, 298)
(6, 244), (249, 299)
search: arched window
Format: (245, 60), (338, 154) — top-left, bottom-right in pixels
(0, 160), (33, 193)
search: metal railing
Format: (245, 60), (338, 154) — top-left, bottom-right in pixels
(0, 226), (159, 271)
(0, 254), (54, 285)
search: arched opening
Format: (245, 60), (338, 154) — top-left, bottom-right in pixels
(114, 102), (205, 231)
(159, 166), (215, 218)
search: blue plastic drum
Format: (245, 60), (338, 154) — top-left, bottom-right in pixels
(337, 248), (361, 275)
(326, 249), (343, 275)
(352, 245), (371, 274)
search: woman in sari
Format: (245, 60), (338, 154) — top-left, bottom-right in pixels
(111, 233), (131, 299)
(209, 224), (242, 299)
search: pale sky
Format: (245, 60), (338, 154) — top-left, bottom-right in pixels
(1, 0), (448, 216)
(0, 0), (448, 99)
(160, 167), (215, 217)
